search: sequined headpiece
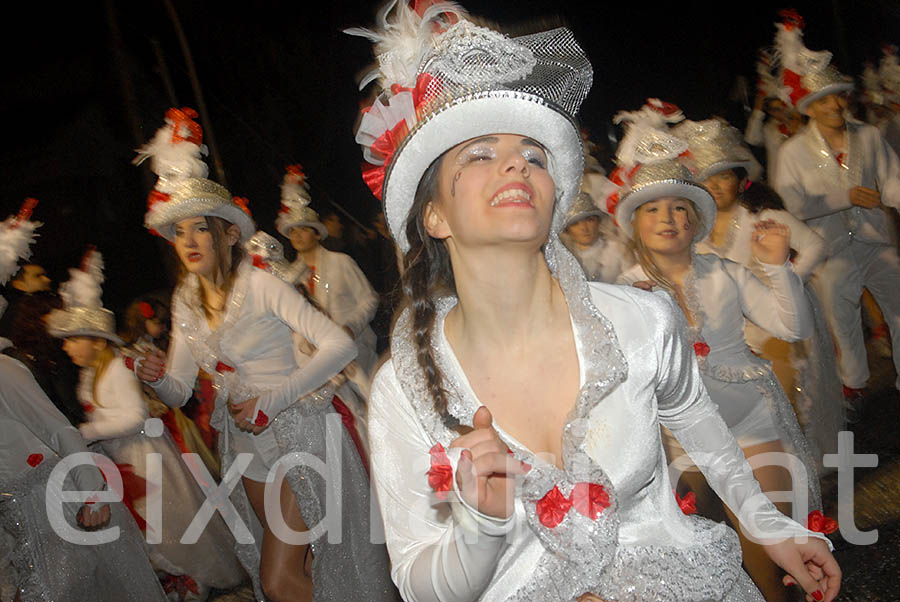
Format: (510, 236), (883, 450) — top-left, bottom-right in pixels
(275, 164), (327, 240)
(672, 119), (762, 182)
(46, 248), (123, 345)
(348, 0), (592, 252)
(772, 10), (853, 113)
(562, 191), (604, 231)
(602, 100), (715, 241)
(136, 108), (255, 242)
(0, 198), (40, 319)
(877, 45), (900, 106)
(244, 230), (304, 285)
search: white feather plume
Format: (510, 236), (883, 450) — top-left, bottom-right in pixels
(773, 23), (831, 77)
(0, 214), (40, 286)
(59, 250), (105, 311)
(281, 172), (311, 208)
(345, 0), (467, 89)
(614, 102), (688, 168)
(755, 49), (779, 98)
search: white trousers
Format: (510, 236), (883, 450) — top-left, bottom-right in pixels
(812, 240), (900, 389)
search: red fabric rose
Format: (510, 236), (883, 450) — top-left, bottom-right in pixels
(806, 510), (838, 535)
(254, 410), (269, 427)
(693, 341), (711, 357)
(426, 443), (453, 500)
(571, 482), (610, 520)
(675, 490), (697, 515)
(26, 453), (43, 467)
(138, 301), (155, 319)
(536, 485), (574, 528)
(215, 361), (235, 373)
(251, 254), (270, 270)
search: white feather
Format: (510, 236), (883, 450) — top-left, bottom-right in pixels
(0, 216), (40, 286)
(59, 250), (105, 310)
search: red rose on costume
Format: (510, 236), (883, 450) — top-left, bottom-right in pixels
(27, 453), (43, 467)
(674, 490), (697, 515)
(215, 361), (235, 374)
(426, 443), (454, 500)
(806, 510), (838, 535)
(82, 403), (95, 414)
(571, 482), (610, 520)
(254, 411), (269, 427)
(138, 301), (155, 319)
(536, 485), (574, 529)
(693, 341), (710, 357)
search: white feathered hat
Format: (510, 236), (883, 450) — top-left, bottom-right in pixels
(46, 247), (123, 345)
(601, 99), (715, 241)
(672, 119), (763, 183)
(274, 164), (327, 239)
(347, 0), (592, 252)
(135, 107), (255, 242)
(772, 10), (853, 114)
(0, 198), (41, 318)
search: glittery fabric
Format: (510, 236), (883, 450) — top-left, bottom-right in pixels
(386, 238), (767, 600)
(561, 191), (604, 230)
(169, 260), (396, 601)
(145, 177), (256, 242)
(673, 119), (760, 182)
(44, 306), (124, 346)
(798, 64), (854, 112)
(0, 458), (167, 602)
(627, 252), (823, 512)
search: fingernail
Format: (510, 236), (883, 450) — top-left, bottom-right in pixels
(812, 591), (823, 601)
(521, 462), (532, 472)
(461, 449), (472, 462)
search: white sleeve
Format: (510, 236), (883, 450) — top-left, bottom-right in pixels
(251, 273), (357, 424)
(369, 363), (512, 602)
(744, 109), (766, 147)
(649, 293), (830, 548)
(724, 259), (813, 341)
(760, 210), (827, 281)
(873, 129), (900, 209)
(336, 254), (379, 337)
(775, 146), (853, 220)
(148, 311), (200, 409)
(79, 361), (148, 442)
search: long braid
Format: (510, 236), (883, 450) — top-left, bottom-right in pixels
(399, 157), (455, 417)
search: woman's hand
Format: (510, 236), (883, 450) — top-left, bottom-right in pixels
(751, 219), (791, 265)
(229, 397), (267, 434)
(631, 280), (657, 292)
(764, 538), (841, 602)
(136, 349), (167, 383)
(76, 503), (111, 531)
(449, 406), (530, 519)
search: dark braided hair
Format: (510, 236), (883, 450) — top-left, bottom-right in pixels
(399, 155), (456, 417)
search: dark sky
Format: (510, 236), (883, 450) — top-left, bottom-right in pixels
(1, 0), (897, 313)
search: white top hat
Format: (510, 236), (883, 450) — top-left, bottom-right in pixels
(672, 119), (762, 182)
(772, 10), (853, 114)
(348, 2), (592, 253)
(136, 108), (255, 242)
(275, 164), (328, 240)
(46, 248), (124, 345)
(600, 100), (716, 241)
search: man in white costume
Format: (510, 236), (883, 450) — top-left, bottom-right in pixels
(276, 165), (379, 392)
(773, 16), (900, 401)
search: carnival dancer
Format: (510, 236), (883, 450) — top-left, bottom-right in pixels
(121, 295), (221, 479)
(0, 200), (167, 602)
(47, 249), (243, 601)
(744, 48), (804, 184)
(277, 164), (379, 396)
(674, 118), (844, 466)
(612, 103), (830, 601)
(771, 12), (900, 407)
(347, 3), (840, 601)
(559, 191), (633, 283)
(132, 110), (397, 602)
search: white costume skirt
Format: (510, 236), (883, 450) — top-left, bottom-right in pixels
(0, 458), (167, 602)
(95, 428), (244, 590)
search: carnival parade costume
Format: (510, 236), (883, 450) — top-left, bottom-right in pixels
(771, 14), (900, 393)
(45, 249), (243, 598)
(0, 201), (168, 602)
(136, 111), (398, 600)
(676, 118), (844, 468)
(559, 191), (634, 284)
(350, 4), (830, 600)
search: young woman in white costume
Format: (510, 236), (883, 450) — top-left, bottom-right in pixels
(132, 109), (398, 602)
(0, 201), (167, 602)
(674, 119), (844, 470)
(348, 3), (841, 601)
(612, 106), (828, 602)
(47, 249), (243, 601)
